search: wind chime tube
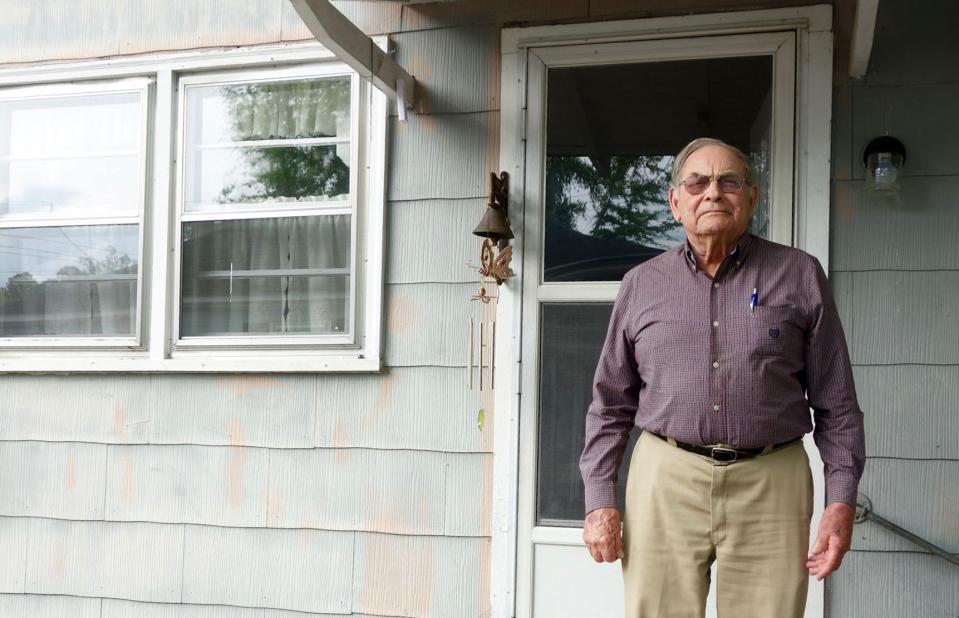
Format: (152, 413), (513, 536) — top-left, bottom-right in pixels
(490, 321), (496, 389)
(468, 318), (474, 389)
(479, 321), (485, 391)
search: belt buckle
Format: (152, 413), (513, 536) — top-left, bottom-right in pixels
(710, 446), (739, 463)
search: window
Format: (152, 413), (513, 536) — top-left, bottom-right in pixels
(0, 81), (149, 345)
(177, 68), (356, 345)
(0, 44), (387, 371)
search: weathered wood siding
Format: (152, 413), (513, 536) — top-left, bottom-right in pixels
(0, 1), (860, 77)
(0, 594), (102, 618)
(828, 1), (959, 615)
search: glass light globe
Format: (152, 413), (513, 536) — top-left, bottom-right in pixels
(866, 151), (903, 195)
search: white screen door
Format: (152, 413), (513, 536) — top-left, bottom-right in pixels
(515, 31), (798, 618)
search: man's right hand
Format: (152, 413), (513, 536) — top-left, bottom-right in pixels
(583, 507), (624, 562)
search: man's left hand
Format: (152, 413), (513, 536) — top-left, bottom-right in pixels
(806, 501), (855, 580)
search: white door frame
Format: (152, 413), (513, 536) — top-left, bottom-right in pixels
(492, 6), (834, 618)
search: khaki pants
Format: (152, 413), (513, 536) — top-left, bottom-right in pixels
(622, 432), (813, 618)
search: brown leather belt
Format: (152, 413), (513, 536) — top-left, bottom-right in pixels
(650, 432), (803, 463)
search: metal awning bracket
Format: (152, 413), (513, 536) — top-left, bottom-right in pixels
(288, 0), (418, 120)
(857, 494), (959, 569)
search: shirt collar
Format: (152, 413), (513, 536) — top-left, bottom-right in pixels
(682, 232), (754, 272)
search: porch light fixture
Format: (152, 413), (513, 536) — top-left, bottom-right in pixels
(862, 136), (906, 195)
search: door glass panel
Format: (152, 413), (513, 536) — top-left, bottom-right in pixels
(537, 302), (639, 525)
(537, 54), (776, 526)
(544, 56), (773, 282)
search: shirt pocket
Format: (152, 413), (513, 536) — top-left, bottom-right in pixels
(747, 305), (805, 358)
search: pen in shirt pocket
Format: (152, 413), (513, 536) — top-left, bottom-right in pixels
(750, 288), (758, 312)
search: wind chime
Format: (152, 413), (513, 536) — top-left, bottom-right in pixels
(468, 171), (514, 391)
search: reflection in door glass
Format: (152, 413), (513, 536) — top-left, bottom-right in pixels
(544, 55), (773, 282)
(545, 155), (678, 282)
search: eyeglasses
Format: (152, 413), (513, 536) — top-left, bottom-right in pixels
(678, 173), (749, 195)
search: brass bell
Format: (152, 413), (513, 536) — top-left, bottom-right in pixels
(472, 204), (514, 240)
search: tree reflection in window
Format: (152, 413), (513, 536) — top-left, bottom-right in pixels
(747, 148), (770, 239)
(0, 229), (137, 337)
(216, 78), (351, 204)
(544, 155), (682, 281)
(179, 76), (354, 336)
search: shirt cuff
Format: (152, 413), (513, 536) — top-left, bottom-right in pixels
(825, 472), (861, 508)
(584, 482), (618, 515)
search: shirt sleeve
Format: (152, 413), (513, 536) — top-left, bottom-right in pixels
(803, 256), (866, 507)
(580, 272), (643, 514)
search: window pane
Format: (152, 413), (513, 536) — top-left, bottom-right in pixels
(180, 215), (351, 336)
(183, 77), (351, 211)
(544, 56), (773, 282)
(184, 145), (350, 210)
(0, 92), (142, 217)
(187, 78), (351, 143)
(537, 302), (638, 525)
(0, 225), (139, 336)
(545, 155), (674, 281)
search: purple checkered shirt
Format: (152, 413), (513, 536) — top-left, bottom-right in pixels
(580, 233), (865, 514)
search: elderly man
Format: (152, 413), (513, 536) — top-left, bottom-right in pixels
(579, 137), (865, 617)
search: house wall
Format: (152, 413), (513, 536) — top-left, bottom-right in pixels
(828, 0), (959, 615)
(0, 2), (498, 617)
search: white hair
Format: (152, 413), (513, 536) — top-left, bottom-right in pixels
(671, 137), (753, 186)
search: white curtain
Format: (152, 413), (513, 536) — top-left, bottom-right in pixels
(180, 214), (350, 337)
(41, 279), (135, 335)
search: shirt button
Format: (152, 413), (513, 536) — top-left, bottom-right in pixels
(713, 404), (721, 411)
(713, 282), (720, 288)
(712, 361), (720, 369)
(712, 320), (719, 327)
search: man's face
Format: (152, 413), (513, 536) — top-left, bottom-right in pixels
(667, 145), (759, 240)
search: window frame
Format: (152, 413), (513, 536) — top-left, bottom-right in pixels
(0, 41), (387, 372)
(173, 64), (360, 349)
(0, 78), (152, 349)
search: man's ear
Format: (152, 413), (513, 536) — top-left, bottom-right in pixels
(668, 186), (682, 222)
